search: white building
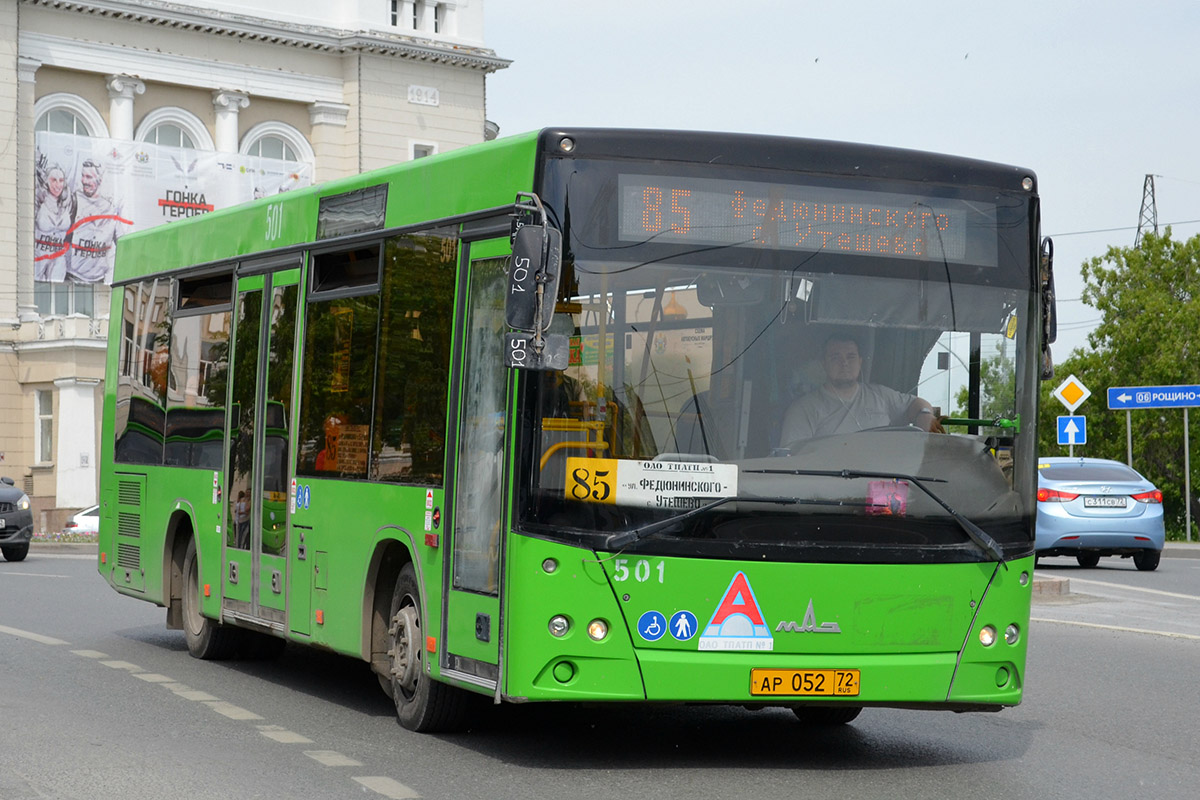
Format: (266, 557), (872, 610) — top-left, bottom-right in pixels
(0, 0), (508, 531)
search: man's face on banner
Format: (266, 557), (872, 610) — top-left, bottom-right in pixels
(81, 163), (101, 197)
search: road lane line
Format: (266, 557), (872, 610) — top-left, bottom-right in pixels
(204, 700), (264, 720)
(134, 673), (175, 683)
(1068, 577), (1200, 601)
(1032, 616), (1200, 640)
(71, 650), (108, 658)
(0, 624), (68, 645)
(257, 725), (314, 744)
(352, 776), (420, 799)
(99, 660), (142, 671)
(305, 751), (363, 767)
(0, 571), (70, 578)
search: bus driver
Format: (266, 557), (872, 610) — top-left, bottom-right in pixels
(780, 334), (938, 445)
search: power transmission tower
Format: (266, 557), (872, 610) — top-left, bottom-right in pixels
(1135, 173), (1158, 247)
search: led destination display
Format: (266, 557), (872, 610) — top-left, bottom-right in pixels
(618, 174), (999, 267)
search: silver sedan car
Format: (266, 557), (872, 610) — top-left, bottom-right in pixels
(1035, 457), (1165, 571)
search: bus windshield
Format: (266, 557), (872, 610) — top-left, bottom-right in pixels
(516, 156), (1038, 564)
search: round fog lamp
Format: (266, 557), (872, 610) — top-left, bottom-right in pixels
(587, 619), (609, 641)
(1004, 624), (1020, 645)
(548, 615), (570, 637)
(979, 625), (997, 647)
(542, 558), (558, 574)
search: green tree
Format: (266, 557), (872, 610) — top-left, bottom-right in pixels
(1037, 229), (1200, 537)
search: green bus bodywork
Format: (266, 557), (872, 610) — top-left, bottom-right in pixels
(99, 128), (1044, 732)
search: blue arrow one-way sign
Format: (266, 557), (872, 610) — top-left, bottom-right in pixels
(1108, 385), (1200, 410)
(1057, 415), (1087, 446)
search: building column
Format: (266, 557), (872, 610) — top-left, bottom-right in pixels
(54, 377), (100, 508)
(212, 90), (250, 153)
(12, 57), (42, 324)
(106, 74), (145, 140)
(308, 101), (351, 182)
(401, 1), (416, 31)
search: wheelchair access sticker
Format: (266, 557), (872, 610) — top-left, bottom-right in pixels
(637, 610), (667, 641)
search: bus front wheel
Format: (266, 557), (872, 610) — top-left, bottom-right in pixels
(182, 537), (239, 659)
(387, 563), (469, 732)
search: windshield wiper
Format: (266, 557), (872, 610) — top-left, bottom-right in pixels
(744, 467), (1007, 565)
(604, 495), (800, 551)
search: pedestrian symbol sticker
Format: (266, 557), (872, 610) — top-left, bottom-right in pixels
(670, 610), (698, 641)
(698, 571), (774, 651)
(637, 610), (667, 641)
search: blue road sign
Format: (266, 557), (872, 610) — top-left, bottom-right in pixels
(1108, 385), (1200, 410)
(1057, 415), (1087, 446)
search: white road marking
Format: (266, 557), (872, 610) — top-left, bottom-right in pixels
(305, 750), (363, 767)
(1068, 576), (1200, 602)
(0, 571), (70, 578)
(204, 700), (264, 720)
(71, 650), (108, 658)
(352, 776), (420, 799)
(171, 688), (219, 702)
(257, 725), (314, 744)
(1032, 616), (1200, 640)
(0, 624), (68, 645)
(28, 553), (96, 560)
(100, 660), (142, 671)
(134, 673), (175, 683)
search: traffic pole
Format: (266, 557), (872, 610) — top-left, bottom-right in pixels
(1186, 408), (1192, 543)
(1126, 410), (1132, 467)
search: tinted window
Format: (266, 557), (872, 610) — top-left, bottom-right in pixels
(370, 230), (458, 485)
(114, 280), (171, 465)
(164, 312), (230, 468)
(1040, 464), (1142, 482)
(297, 293), (379, 479)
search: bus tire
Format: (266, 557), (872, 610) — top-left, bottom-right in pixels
(181, 537), (239, 660)
(792, 706), (863, 725)
(1, 543), (29, 562)
(387, 563), (469, 732)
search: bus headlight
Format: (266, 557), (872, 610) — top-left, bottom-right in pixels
(1005, 624), (1020, 645)
(548, 615), (570, 637)
(587, 619), (608, 641)
(979, 625), (997, 647)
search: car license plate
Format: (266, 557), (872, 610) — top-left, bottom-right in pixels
(1084, 496), (1127, 508)
(750, 668), (860, 696)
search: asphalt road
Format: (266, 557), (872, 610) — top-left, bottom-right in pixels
(3, 547), (1200, 800)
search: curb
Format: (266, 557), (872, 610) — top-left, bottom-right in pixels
(1031, 574), (1070, 596)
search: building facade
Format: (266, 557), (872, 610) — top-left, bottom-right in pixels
(0, 0), (508, 532)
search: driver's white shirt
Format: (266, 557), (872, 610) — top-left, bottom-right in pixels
(781, 382), (913, 444)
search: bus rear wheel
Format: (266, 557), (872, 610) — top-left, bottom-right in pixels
(387, 563), (469, 732)
(792, 706), (863, 725)
(182, 537), (239, 659)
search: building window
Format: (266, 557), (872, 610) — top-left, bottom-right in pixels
(245, 135), (298, 162)
(434, 3), (443, 33)
(143, 123), (196, 150)
(34, 281), (94, 317)
(391, 0), (399, 26)
(36, 109), (89, 136)
(37, 390), (54, 463)
(412, 142), (437, 160)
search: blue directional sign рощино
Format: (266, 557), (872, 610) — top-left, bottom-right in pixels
(1108, 385), (1200, 410)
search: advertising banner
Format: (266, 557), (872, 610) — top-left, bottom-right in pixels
(34, 131), (312, 284)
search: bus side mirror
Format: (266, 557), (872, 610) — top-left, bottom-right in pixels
(505, 224), (562, 334)
(1040, 236), (1056, 380)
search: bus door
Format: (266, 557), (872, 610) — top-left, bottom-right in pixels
(442, 240), (512, 690)
(224, 261), (301, 630)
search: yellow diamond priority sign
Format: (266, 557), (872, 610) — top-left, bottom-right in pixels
(1052, 374), (1091, 413)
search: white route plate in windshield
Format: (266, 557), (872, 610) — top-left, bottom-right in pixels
(564, 457), (738, 509)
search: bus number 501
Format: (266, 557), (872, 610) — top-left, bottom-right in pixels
(265, 204), (284, 242)
(612, 558), (665, 584)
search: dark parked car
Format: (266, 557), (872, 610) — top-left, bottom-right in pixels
(0, 476), (34, 562)
(1036, 457), (1165, 571)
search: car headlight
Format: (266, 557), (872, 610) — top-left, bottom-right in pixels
(18, 494), (31, 511)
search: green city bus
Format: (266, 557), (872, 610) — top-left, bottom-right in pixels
(99, 128), (1056, 731)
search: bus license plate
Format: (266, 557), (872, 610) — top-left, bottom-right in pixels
(750, 668), (860, 697)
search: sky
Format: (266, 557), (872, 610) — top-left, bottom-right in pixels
(483, 0), (1200, 361)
